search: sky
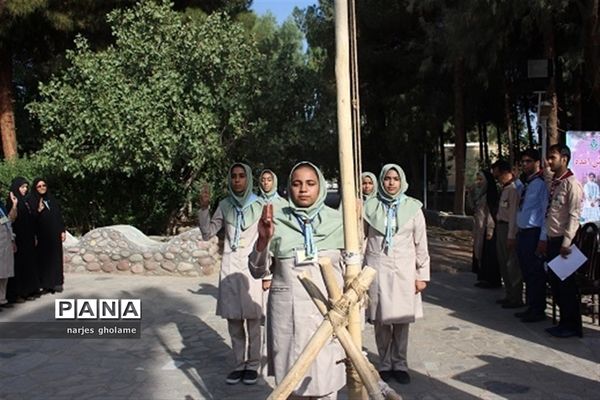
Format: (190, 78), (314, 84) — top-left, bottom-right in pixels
(250, 0), (317, 24)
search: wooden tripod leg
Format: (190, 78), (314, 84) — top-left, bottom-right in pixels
(268, 268), (374, 399)
(301, 273), (400, 400)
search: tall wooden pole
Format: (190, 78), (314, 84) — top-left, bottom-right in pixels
(334, 0), (365, 399)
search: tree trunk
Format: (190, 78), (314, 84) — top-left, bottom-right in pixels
(504, 78), (515, 165)
(453, 57), (466, 215)
(512, 101), (520, 157)
(574, 67), (583, 130)
(477, 120), (484, 165)
(544, 17), (560, 145)
(496, 125), (502, 159)
(0, 45), (18, 160)
(483, 122), (490, 167)
(439, 126), (447, 193)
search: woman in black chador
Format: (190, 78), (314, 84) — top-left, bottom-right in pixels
(6, 177), (40, 301)
(29, 178), (66, 294)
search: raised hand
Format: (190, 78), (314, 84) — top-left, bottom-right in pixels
(257, 203), (274, 251)
(9, 191), (17, 206)
(199, 184), (211, 209)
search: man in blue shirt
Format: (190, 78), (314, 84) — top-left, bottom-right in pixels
(515, 149), (549, 322)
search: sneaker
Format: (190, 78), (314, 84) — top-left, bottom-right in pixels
(242, 369), (258, 385)
(225, 370), (244, 385)
(393, 370), (411, 384)
(379, 370), (393, 382)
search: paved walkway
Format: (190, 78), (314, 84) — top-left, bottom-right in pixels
(0, 270), (598, 400)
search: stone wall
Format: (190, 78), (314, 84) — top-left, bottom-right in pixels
(63, 225), (220, 276)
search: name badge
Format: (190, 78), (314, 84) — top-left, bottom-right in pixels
(294, 248), (317, 266)
(0, 216), (9, 225)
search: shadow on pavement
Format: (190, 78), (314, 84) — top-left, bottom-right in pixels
(453, 354), (600, 399)
(423, 272), (600, 364)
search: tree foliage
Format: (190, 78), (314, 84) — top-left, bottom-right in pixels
(28, 1), (262, 232)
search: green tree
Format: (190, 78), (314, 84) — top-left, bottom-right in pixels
(28, 0), (261, 232)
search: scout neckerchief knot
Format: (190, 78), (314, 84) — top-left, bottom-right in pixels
(293, 203), (324, 259)
(219, 163), (263, 251)
(381, 194), (401, 251)
(363, 164), (422, 254)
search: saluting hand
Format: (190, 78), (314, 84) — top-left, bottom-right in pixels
(257, 203), (274, 251)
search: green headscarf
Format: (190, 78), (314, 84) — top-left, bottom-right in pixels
(361, 172), (377, 201)
(270, 161), (344, 259)
(363, 164), (422, 252)
(219, 163), (263, 250)
(258, 169), (282, 203)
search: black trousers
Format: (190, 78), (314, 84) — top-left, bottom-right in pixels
(547, 236), (582, 334)
(517, 228), (546, 315)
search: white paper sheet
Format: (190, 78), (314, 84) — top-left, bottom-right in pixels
(547, 245), (588, 281)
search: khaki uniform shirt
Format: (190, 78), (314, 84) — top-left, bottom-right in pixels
(545, 173), (583, 248)
(496, 180), (521, 240)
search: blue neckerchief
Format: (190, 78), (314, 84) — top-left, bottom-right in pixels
(379, 194), (404, 252)
(230, 193), (258, 251)
(293, 204), (324, 259)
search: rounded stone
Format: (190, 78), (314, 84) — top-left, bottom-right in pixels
(154, 253), (164, 261)
(197, 242), (211, 250)
(129, 254), (143, 262)
(101, 263), (116, 273)
(98, 254), (110, 262)
(79, 248), (86, 255)
(143, 253), (153, 260)
(198, 256), (214, 267)
(161, 260), (176, 272)
(117, 260), (130, 271)
(164, 252), (175, 260)
(86, 262), (101, 271)
(118, 241), (128, 248)
(144, 261), (159, 271)
(90, 231), (101, 239)
(109, 232), (120, 240)
(71, 255), (83, 265)
(180, 252), (190, 259)
(111, 254), (121, 261)
(83, 253), (96, 263)
(120, 251), (131, 258)
(131, 263), (144, 274)
(75, 265), (86, 273)
(177, 262), (194, 272)
(192, 250), (208, 258)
